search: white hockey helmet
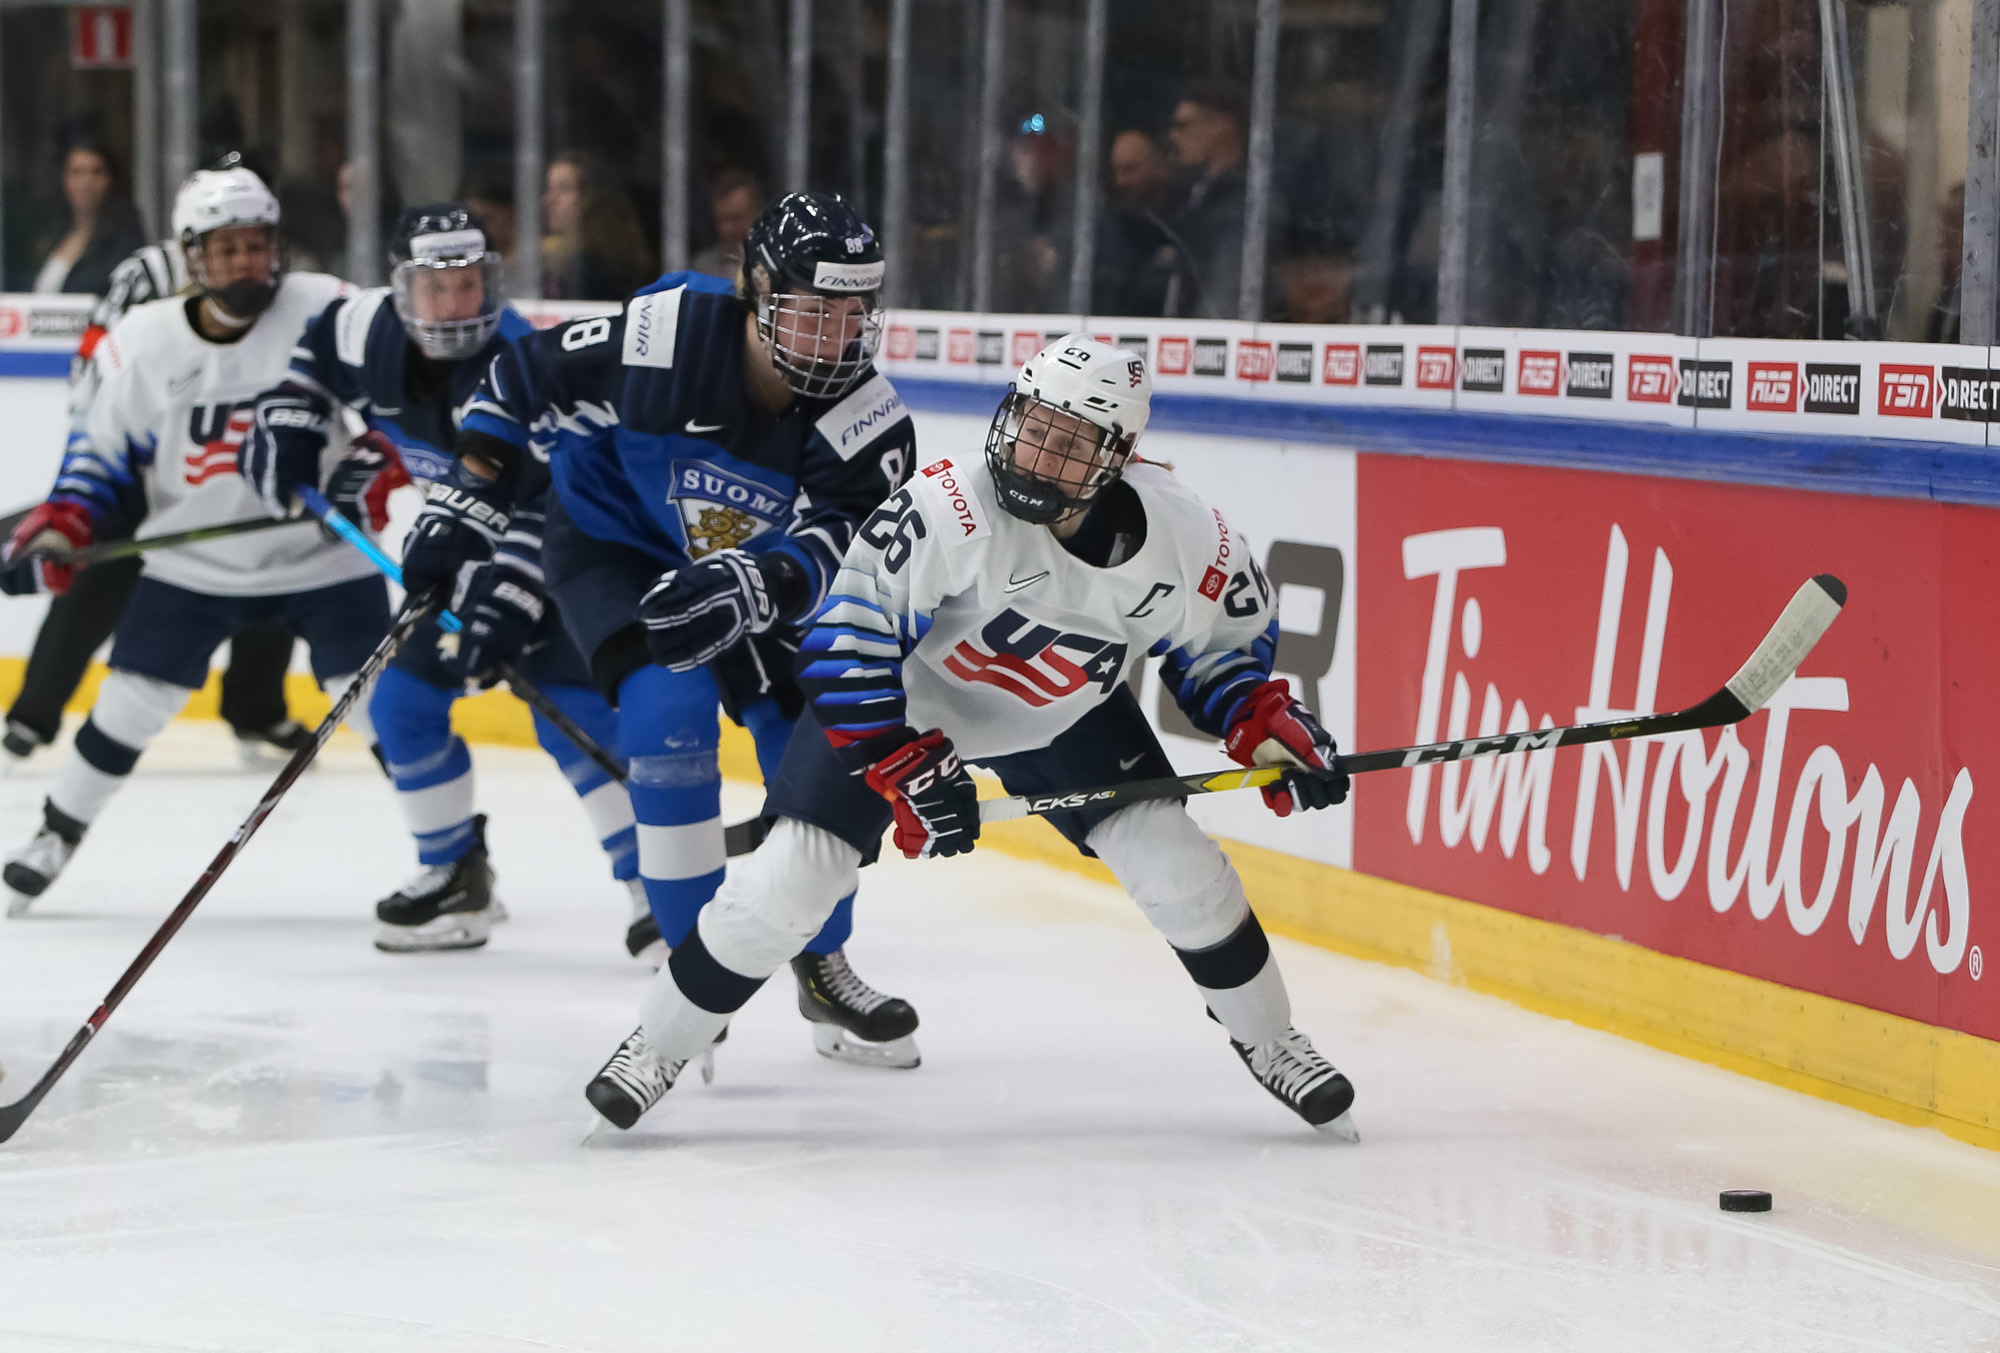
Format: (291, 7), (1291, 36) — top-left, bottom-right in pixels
(984, 335), (1152, 525)
(173, 159), (283, 319)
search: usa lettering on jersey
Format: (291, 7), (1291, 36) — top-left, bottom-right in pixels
(941, 607), (1129, 707)
(186, 402), (254, 486)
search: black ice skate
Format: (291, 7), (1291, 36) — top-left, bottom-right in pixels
(3, 799), (85, 917)
(374, 814), (499, 952)
(234, 719), (312, 768)
(3, 719), (45, 760)
(792, 949), (921, 1069)
(585, 1027), (686, 1129)
(1232, 1027), (1359, 1140)
(625, 879), (667, 968)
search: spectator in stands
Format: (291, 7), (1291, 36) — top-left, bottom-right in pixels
(33, 143), (146, 297)
(1092, 128), (1199, 318)
(461, 173), (519, 277)
(690, 168), (762, 281)
(1272, 211), (1354, 324)
(542, 151), (655, 301)
(1167, 81), (1250, 318)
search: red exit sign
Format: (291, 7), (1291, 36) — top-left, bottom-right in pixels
(73, 7), (133, 70)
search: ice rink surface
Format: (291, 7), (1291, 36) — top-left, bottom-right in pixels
(0, 725), (1994, 1353)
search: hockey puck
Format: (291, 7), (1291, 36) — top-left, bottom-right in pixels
(1720, 1189), (1772, 1213)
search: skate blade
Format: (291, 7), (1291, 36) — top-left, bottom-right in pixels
(699, 1046), (715, 1085)
(488, 896), (510, 924)
(5, 889), (34, 919)
(810, 1021), (921, 1069)
(1314, 1111), (1360, 1143)
(374, 911), (493, 952)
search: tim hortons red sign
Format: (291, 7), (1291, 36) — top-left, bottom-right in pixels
(1356, 456), (1992, 1040)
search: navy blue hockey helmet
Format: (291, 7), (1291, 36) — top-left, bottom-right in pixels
(741, 191), (885, 401)
(388, 203), (505, 360)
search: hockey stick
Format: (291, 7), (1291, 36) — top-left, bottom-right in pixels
(977, 574), (1848, 825)
(299, 488), (775, 857)
(66, 515), (305, 566)
(0, 594), (439, 1144)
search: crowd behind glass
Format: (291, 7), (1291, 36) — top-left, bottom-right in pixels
(0, 0), (1977, 341)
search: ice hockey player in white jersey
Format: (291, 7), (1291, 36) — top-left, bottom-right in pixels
(584, 335), (1359, 1137)
(0, 164), (387, 904)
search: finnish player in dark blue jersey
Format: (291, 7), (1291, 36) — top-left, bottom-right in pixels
(402, 192), (924, 1067)
(240, 205), (648, 958)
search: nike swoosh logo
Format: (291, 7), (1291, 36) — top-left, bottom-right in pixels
(1003, 570), (1049, 593)
(685, 419), (726, 434)
(1118, 754), (1145, 771)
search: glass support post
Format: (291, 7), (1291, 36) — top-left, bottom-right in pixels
(786, 0), (813, 192)
(1240, 0), (1280, 321)
(1066, 0), (1106, 317)
(1674, 0), (1721, 336)
(514, 0), (543, 298)
(882, 0), (911, 307)
(1965, 0), (2000, 344)
(1436, 0), (1478, 325)
(663, 0), (691, 273)
(970, 0), (1005, 314)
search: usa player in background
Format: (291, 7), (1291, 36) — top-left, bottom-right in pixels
(239, 205), (649, 958)
(0, 164), (387, 907)
(402, 192), (924, 1068)
(585, 336), (1360, 1138)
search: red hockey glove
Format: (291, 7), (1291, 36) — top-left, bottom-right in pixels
(2, 501), (93, 596)
(325, 429), (411, 533)
(1224, 679), (1349, 818)
(864, 729), (981, 859)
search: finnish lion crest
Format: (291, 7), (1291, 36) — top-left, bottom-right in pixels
(686, 505), (760, 557)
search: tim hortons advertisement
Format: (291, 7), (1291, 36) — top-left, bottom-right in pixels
(1354, 456), (1994, 1039)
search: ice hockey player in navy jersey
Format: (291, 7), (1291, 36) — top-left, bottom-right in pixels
(401, 191), (924, 1067)
(582, 335), (1361, 1138)
(239, 204), (650, 957)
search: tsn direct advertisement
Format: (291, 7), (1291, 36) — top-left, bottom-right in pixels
(1355, 457), (1994, 1043)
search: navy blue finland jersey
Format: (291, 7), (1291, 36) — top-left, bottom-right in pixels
(458, 272), (915, 616)
(288, 286), (535, 484)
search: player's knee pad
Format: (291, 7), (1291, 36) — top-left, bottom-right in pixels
(1086, 800), (1250, 952)
(697, 819), (862, 979)
(321, 670), (375, 746)
(85, 670), (194, 764)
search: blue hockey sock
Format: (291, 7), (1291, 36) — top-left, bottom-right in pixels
(620, 663), (727, 947)
(532, 683), (638, 882)
(370, 666), (476, 865)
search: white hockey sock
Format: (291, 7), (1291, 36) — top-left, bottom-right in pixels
(50, 671), (193, 826)
(698, 818), (862, 978)
(1200, 953), (1292, 1048)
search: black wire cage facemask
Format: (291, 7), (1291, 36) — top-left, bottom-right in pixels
(983, 388), (1137, 525)
(754, 291), (885, 401)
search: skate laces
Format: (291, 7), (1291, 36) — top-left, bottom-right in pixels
(604, 1031), (681, 1100)
(396, 861), (456, 898)
(1252, 1029), (1338, 1102)
(813, 951), (887, 1014)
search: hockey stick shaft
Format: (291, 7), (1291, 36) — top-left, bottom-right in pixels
(300, 489), (775, 857)
(67, 515), (305, 566)
(0, 595), (438, 1144)
(977, 574), (1847, 826)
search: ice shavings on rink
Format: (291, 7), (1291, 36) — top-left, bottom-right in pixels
(0, 724), (1995, 1352)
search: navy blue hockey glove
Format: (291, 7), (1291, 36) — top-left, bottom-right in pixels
(322, 430), (412, 534)
(400, 465), (513, 599)
(441, 559), (545, 686)
(864, 729), (980, 859)
(239, 384), (335, 519)
(637, 548), (802, 673)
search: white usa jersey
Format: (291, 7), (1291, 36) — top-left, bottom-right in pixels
(67, 272), (377, 597)
(802, 455), (1280, 762)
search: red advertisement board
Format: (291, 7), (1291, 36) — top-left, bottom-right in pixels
(1355, 456), (1994, 1040)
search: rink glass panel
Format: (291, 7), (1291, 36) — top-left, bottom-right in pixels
(1709, 0), (1974, 342)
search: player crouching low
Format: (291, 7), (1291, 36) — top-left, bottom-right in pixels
(585, 335), (1357, 1136)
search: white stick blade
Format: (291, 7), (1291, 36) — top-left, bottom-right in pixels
(1722, 574), (1846, 714)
